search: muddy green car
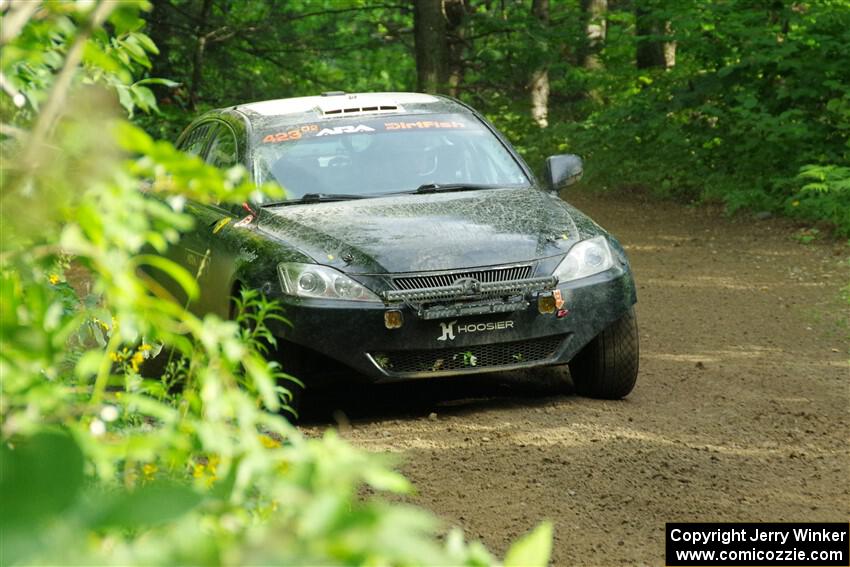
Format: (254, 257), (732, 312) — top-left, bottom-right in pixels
(167, 92), (639, 401)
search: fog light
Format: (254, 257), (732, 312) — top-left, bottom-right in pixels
(384, 309), (403, 329)
(538, 294), (556, 314)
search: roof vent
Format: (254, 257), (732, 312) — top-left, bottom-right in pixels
(321, 105), (399, 116)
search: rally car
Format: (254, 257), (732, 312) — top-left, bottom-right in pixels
(165, 92), (639, 405)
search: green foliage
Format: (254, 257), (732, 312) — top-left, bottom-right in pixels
(1, 1), (160, 122)
(554, 0), (850, 235)
(504, 522), (554, 567)
(1, 3), (552, 566)
(134, 0), (414, 138)
(0, 431), (86, 530)
(458, 350), (478, 367)
(790, 164), (850, 235)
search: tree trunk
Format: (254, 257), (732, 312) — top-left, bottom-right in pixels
(414, 0), (448, 93)
(146, 0), (174, 98)
(581, 0), (606, 70)
(444, 0), (468, 97)
(189, 0), (214, 109)
(529, 0), (549, 128)
(662, 20), (676, 68)
(635, 1), (674, 70)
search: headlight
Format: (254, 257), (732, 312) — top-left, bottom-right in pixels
(277, 263), (381, 302)
(554, 235), (615, 282)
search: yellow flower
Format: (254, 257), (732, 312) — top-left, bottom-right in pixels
(139, 343), (152, 351)
(109, 351), (122, 362)
(48, 274), (60, 285)
(259, 434), (281, 449)
(142, 463), (158, 480)
(191, 458), (218, 487)
(130, 351), (145, 372)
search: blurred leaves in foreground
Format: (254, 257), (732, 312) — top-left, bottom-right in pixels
(0, 2), (550, 565)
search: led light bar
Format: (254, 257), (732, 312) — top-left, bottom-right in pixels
(382, 276), (557, 304)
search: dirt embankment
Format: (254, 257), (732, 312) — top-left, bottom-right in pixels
(302, 190), (850, 566)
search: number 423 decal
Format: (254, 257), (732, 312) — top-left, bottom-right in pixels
(262, 124), (319, 143)
(262, 124), (377, 143)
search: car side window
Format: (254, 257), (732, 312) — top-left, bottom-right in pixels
(206, 123), (239, 169)
(180, 123), (214, 157)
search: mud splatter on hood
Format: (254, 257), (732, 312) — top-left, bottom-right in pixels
(257, 187), (588, 274)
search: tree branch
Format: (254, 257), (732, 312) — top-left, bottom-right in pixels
(463, 26), (523, 42)
(24, 0), (114, 165)
(278, 4), (410, 24)
(229, 44), (338, 90)
(0, 0), (41, 47)
(239, 36), (401, 56)
(205, 24), (263, 43)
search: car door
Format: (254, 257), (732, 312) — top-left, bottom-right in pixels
(152, 121), (216, 308)
(183, 120), (244, 318)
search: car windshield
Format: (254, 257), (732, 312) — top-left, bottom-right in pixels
(252, 113), (530, 200)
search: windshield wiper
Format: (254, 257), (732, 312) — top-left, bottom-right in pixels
(263, 185), (502, 206)
(410, 183), (501, 194)
(262, 193), (373, 207)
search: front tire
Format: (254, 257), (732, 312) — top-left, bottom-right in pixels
(568, 308), (639, 399)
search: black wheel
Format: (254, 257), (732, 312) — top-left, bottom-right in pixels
(568, 308), (639, 399)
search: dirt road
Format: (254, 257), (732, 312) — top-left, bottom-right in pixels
(303, 190), (850, 566)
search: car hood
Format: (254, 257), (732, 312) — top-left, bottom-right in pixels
(257, 187), (593, 274)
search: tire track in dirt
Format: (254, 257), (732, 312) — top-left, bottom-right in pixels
(302, 190), (849, 566)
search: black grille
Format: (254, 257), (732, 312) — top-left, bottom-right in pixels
(393, 265), (533, 291)
(371, 334), (565, 375)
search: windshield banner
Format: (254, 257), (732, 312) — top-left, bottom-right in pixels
(260, 115), (474, 144)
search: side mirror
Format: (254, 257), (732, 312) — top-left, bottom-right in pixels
(543, 154), (583, 191)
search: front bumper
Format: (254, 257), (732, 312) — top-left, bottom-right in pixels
(271, 266), (636, 383)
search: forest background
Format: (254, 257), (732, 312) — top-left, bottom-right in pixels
(141, 0), (850, 235)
